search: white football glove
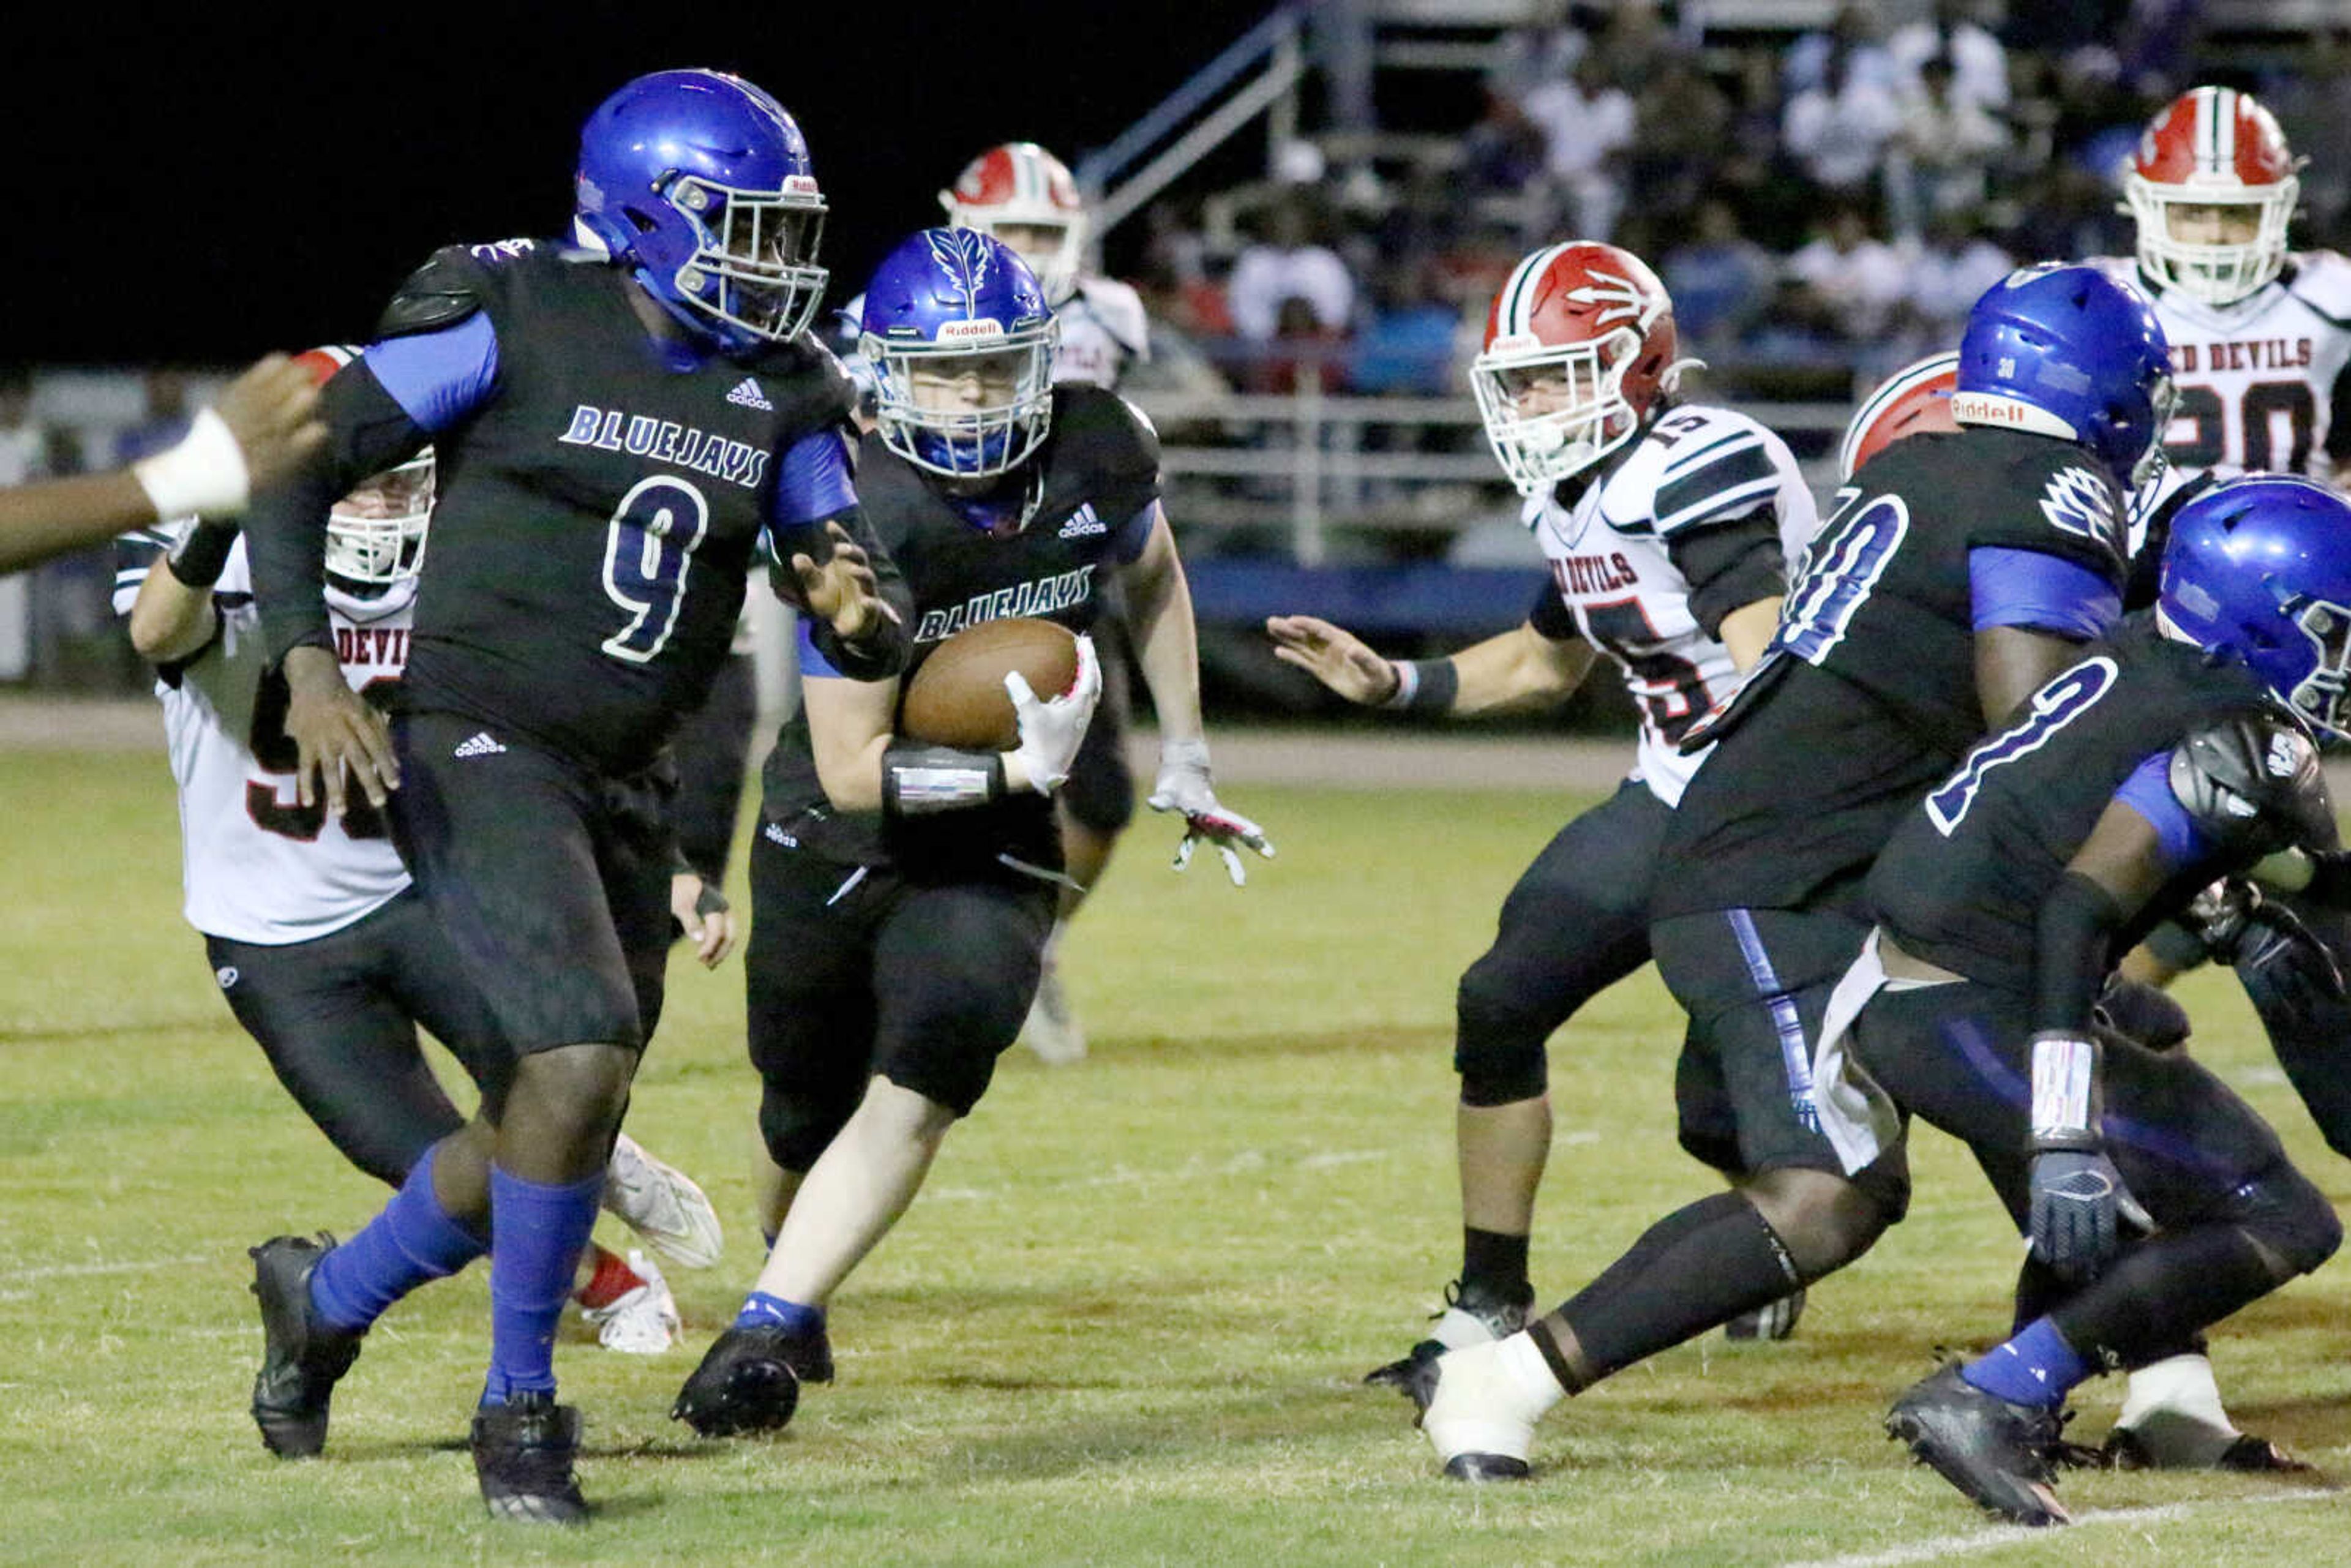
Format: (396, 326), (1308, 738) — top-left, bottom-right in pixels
(1005, 635), (1101, 795)
(1148, 737), (1275, 886)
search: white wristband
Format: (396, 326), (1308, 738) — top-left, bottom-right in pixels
(2030, 1033), (2098, 1142)
(132, 407), (251, 522)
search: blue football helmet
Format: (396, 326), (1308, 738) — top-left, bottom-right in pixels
(1951, 264), (2175, 490)
(860, 228), (1059, 487)
(2159, 474), (2351, 741)
(573, 69), (828, 354)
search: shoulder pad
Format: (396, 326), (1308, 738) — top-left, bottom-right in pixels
(2286, 249), (2351, 323)
(2168, 716), (2333, 855)
(1607, 405), (1796, 537)
(1055, 384), (1160, 476)
(1073, 277), (1150, 356)
(376, 246), (493, 339)
(2022, 451), (2128, 563)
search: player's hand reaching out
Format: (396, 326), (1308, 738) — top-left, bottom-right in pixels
(1266, 614), (1399, 705)
(790, 520), (899, 643)
(1149, 737), (1274, 887)
(281, 645), (400, 816)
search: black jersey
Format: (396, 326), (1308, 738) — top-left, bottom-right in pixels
(1652, 427), (2131, 919)
(1870, 617), (2330, 992)
(762, 384), (1162, 865)
(249, 238), (874, 777)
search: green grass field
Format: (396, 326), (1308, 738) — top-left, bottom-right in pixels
(1, 749), (2346, 1566)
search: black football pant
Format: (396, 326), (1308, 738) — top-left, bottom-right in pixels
(746, 830), (1056, 1172)
(1454, 779), (1668, 1107)
(1650, 904), (1910, 1217)
(205, 889), (510, 1187)
(1851, 978), (2341, 1367)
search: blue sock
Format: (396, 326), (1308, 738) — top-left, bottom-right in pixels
(1961, 1316), (2088, 1410)
(481, 1165), (604, 1408)
(309, 1146), (489, 1335)
(735, 1291), (824, 1335)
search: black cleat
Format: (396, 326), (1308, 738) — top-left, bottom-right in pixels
(2104, 1424), (2315, 1474)
(248, 1233), (362, 1459)
(1886, 1364), (2070, 1527)
(1365, 1280), (1531, 1391)
(471, 1393), (587, 1525)
(670, 1322), (828, 1436)
(1724, 1286), (1807, 1342)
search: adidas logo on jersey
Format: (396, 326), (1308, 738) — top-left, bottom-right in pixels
(453, 732), (508, 759)
(1058, 504), (1106, 539)
(726, 377), (774, 411)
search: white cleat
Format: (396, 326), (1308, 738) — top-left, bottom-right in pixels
(1021, 962), (1088, 1065)
(602, 1133), (724, 1269)
(583, 1250), (681, 1354)
(1413, 1337), (1561, 1482)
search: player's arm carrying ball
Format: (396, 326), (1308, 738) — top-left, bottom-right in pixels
(1126, 503), (1272, 884)
(804, 632), (1102, 813)
(0, 353), (324, 575)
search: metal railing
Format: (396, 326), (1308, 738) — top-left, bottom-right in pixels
(1129, 386), (1856, 563)
(1074, 7), (1307, 241)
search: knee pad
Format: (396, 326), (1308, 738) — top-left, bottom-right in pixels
(2094, 976), (2191, 1052)
(1454, 966), (1551, 1108)
(2230, 1161), (2343, 1278)
(874, 1028), (1001, 1119)
(1741, 1167), (1893, 1281)
(759, 1078), (861, 1174)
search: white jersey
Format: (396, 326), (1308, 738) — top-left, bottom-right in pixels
(2091, 251), (2351, 480)
(1050, 275), (1150, 390)
(1525, 404), (1817, 806)
(114, 528), (416, 945)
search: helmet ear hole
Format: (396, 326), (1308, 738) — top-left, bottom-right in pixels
(624, 208), (660, 236)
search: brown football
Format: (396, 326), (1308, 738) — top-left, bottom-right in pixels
(899, 617), (1081, 750)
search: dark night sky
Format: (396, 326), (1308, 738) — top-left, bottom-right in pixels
(19, 5), (1278, 366)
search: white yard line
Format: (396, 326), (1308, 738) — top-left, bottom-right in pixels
(1, 1253), (208, 1281)
(1777, 1488), (2339, 1568)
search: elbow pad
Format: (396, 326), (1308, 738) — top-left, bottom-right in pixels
(881, 742), (1004, 822)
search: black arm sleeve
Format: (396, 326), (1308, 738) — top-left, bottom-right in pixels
(1664, 505), (1789, 638)
(768, 503), (913, 682)
(1526, 577), (1579, 642)
(249, 364), (432, 666)
(2033, 870), (2126, 1037)
(2328, 359), (2351, 465)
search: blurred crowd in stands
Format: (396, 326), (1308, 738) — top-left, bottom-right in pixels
(1117, 0), (2351, 402)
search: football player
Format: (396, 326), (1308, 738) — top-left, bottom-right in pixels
(669, 230), (1267, 1439)
(238, 70), (908, 1523)
(1266, 241), (1815, 1378)
(942, 142), (1152, 1064)
(1842, 351), (2325, 1472)
(2101, 88), (2351, 497)
(1820, 475), (2351, 1524)
(116, 354), (726, 1363)
(0, 353), (321, 573)
(1400, 266), (2173, 1481)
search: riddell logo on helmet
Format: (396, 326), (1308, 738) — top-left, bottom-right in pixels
(1489, 333), (1543, 354)
(782, 175), (820, 195)
(937, 318), (1005, 343)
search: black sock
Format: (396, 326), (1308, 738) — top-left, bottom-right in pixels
(1554, 1191), (1801, 1386)
(1461, 1228), (1531, 1304)
(2050, 1226), (2277, 1371)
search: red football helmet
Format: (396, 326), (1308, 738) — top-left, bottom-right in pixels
(1838, 351), (1959, 482)
(1471, 241), (1682, 497)
(294, 345), (434, 589)
(940, 142), (1087, 304)
(2124, 86), (2301, 307)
